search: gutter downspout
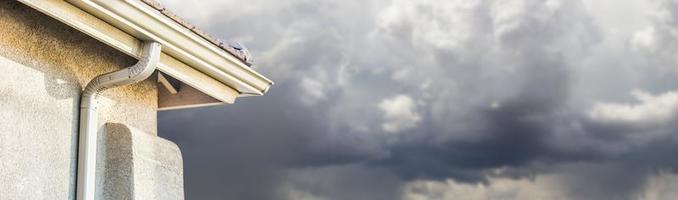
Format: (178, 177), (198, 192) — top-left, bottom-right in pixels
(77, 41), (161, 200)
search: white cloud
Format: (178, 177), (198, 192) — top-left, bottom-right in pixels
(640, 172), (678, 200)
(378, 94), (421, 133)
(588, 90), (678, 124)
(402, 176), (566, 200)
(632, 27), (659, 52)
(627, 0), (678, 73)
(300, 76), (326, 105)
(403, 171), (678, 200)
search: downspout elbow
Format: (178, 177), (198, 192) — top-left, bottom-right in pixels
(77, 41), (161, 200)
(80, 42), (161, 107)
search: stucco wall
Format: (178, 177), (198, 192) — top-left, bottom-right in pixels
(98, 123), (184, 200)
(0, 1), (158, 199)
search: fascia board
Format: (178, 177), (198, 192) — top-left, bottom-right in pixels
(17, 0), (238, 104)
(157, 102), (224, 111)
(67, 0), (273, 96)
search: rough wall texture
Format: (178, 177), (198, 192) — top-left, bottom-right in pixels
(0, 1), (160, 199)
(98, 123), (184, 200)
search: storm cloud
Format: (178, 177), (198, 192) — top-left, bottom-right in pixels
(157, 0), (678, 199)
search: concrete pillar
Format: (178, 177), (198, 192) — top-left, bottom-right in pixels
(97, 123), (184, 200)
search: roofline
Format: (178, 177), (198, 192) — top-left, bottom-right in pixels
(18, 0), (272, 101)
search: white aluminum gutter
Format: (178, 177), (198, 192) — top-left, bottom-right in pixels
(17, 0), (273, 104)
(68, 0), (273, 95)
(77, 41), (161, 200)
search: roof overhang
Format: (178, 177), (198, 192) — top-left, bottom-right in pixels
(17, 0), (273, 107)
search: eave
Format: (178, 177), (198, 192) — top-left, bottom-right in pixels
(17, 0), (274, 106)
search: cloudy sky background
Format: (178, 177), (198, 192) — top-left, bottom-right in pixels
(157, 0), (678, 199)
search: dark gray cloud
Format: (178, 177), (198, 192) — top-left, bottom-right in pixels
(158, 0), (678, 199)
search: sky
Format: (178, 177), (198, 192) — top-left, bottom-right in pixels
(156, 0), (678, 199)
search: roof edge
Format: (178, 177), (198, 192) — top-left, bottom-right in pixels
(68, 0), (273, 95)
(31, 0), (273, 96)
(139, 0), (256, 67)
(16, 0), (243, 104)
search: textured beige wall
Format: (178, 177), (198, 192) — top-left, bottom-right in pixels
(0, 1), (158, 199)
(98, 123), (184, 200)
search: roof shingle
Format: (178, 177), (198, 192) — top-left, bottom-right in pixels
(140, 0), (254, 66)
